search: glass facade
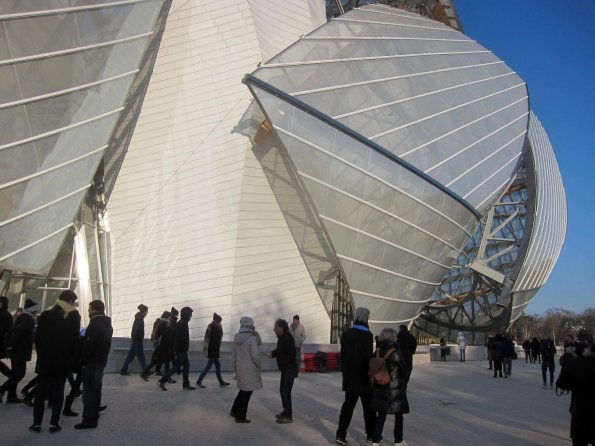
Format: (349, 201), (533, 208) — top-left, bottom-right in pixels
(0, 0), (164, 274)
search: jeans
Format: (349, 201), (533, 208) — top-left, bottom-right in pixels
(121, 340), (148, 373)
(279, 370), (296, 418)
(337, 391), (376, 440)
(503, 357), (512, 376)
(161, 351), (189, 386)
(197, 358), (224, 384)
(0, 358), (26, 399)
(64, 372), (83, 411)
(542, 359), (555, 386)
(82, 365), (104, 422)
(460, 349), (466, 362)
(33, 374), (67, 426)
(371, 411), (404, 443)
(231, 390), (253, 420)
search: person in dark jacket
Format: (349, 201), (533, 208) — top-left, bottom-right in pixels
(541, 336), (556, 388)
(0, 295), (13, 379)
(145, 311), (173, 379)
(502, 334), (515, 378)
(268, 318), (297, 424)
(197, 313), (229, 388)
(335, 307), (375, 445)
(30, 290), (81, 433)
(120, 304), (149, 378)
(369, 328), (410, 446)
(0, 298), (37, 403)
(159, 306), (195, 390)
(531, 337), (541, 364)
(397, 324), (416, 381)
(522, 339), (532, 363)
(491, 333), (505, 378)
(558, 343), (595, 446)
(74, 300), (113, 429)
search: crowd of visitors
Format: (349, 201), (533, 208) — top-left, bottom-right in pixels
(1, 293), (593, 445)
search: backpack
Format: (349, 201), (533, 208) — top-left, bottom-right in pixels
(151, 318), (161, 343)
(368, 348), (396, 386)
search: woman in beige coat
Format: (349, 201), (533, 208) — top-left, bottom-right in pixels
(230, 316), (262, 423)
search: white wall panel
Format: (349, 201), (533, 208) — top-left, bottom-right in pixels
(108, 0), (330, 343)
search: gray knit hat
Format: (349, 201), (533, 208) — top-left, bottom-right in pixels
(240, 316), (254, 327)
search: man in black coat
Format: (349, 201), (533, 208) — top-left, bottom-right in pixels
(196, 312), (229, 388)
(268, 318), (297, 424)
(159, 306), (195, 390)
(75, 300), (113, 429)
(397, 324), (417, 382)
(31, 290), (81, 433)
(335, 307), (375, 446)
(0, 295), (13, 379)
(0, 298), (37, 403)
(120, 304), (149, 377)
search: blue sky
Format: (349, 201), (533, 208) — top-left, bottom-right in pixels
(454, 1), (595, 315)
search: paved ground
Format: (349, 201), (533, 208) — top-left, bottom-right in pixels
(1, 359), (571, 446)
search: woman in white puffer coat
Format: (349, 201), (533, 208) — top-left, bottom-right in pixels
(230, 316), (262, 423)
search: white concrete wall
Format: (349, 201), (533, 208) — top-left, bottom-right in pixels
(108, 0), (331, 343)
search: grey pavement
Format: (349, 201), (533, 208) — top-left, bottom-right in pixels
(1, 360), (571, 446)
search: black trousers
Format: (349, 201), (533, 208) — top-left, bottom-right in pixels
(336, 391), (376, 439)
(0, 358), (26, 398)
(82, 365), (104, 422)
(279, 370), (296, 418)
(160, 351), (189, 386)
(371, 411), (404, 443)
(231, 390), (253, 420)
(33, 373), (67, 426)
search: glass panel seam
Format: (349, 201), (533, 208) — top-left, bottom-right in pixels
(0, 108), (123, 152)
(333, 72), (515, 119)
(300, 171), (462, 252)
(291, 61), (504, 96)
(0, 145), (106, 190)
(445, 130), (526, 187)
(369, 83), (527, 140)
(0, 223), (72, 263)
(352, 289), (432, 304)
(337, 254), (441, 285)
(462, 152), (522, 200)
(320, 215), (451, 269)
(0, 0), (152, 20)
(262, 50), (491, 69)
(424, 112), (528, 172)
(355, 5), (451, 27)
(0, 70), (138, 110)
(0, 184), (89, 227)
(274, 124), (472, 236)
(303, 36), (472, 43)
(333, 17), (459, 33)
(0, 32), (153, 67)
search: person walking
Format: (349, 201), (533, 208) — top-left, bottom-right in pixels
(439, 337), (448, 361)
(0, 298), (37, 403)
(30, 290), (81, 433)
(230, 316), (262, 423)
(457, 332), (467, 362)
(74, 300), (113, 429)
(486, 335), (494, 369)
(289, 315), (306, 369)
(540, 336), (556, 389)
(491, 333), (505, 378)
(502, 334), (515, 378)
(145, 311), (173, 379)
(196, 313), (229, 388)
(0, 296), (13, 379)
(369, 328), (411, 446)
(522, 339), (532, 363)
(531, 337), (541, 364)
(268, 318), (298, 424)
(158, 307), (195, 390)
(335, 307), (375, 445)
(397, 324), (416, 381)
(120, 304), (149, 378)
